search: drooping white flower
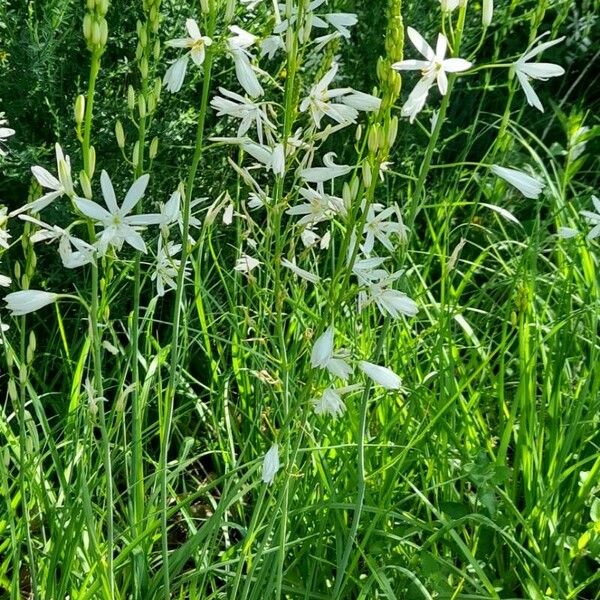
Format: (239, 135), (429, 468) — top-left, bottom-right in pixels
(359, 360), (402, 390)
(211, 88), (275, 144)
(392, 27), (471, 121)
(490, 165), (544, 199)
(4, 290), (59, 316)
(300, 152), (351, 183)
(300, 63), (380, 129)
(439, 0), (460, 12)
(242, 141), (285, 176)
(313, 387), (346, 418)
(310, 326), (352, 381)
(357, 265), (418, 319)
(74, 171), (161, 254)
(480, 202), (520, 225)
(261, 444), (280, 485)
(234, 254), (261, 273)
(580, 195), (600, 240)
(514, 35), (565, 112)
(12, 144), (74, 215)
(163, 19), (213, 93)
(228, 26), (264, 98)
(0, 274), (11, 287)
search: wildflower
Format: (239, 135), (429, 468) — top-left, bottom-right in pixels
(490, 165), (544, 199)
(12, 144), (74, 215)
(392, 27), (471, 121)
(211, 88), (275, 144)
(359, 361), (402, 390)
(514, 35), (565, 112)
(580, 195), (600, 240)
(281, 258), (320, 284)
(313, 388), (346, 418)
(286, 186), (345, 225)
(310, 326), (352, 381)
(261, 35), (285, 59)
(19, 215), (95, 268)
(357, 267), (418, 319)
(362, 203), (408, 255)
(300, 152), (351, 183)
(261, 444), (280, 485)
(0, 274), (10, 287)
(74, 171), (160, 254)
(163, 19), (213, 93)
(0, 115), (15, 156)
(234, 254), (261, 273)
(228, 26), (263, 98)
(300, 63), (380, 129)
(153, 239), (184, 296)
(156, 191), (202, 241)
(480, 202), (520, 225)
(4, 290), (58, 316)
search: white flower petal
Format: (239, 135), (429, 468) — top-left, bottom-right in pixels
(359, 360), (402, 390)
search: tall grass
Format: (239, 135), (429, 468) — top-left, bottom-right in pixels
(0, 0), (599, 598)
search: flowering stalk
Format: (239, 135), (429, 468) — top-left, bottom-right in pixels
(159, 5), (217, 596)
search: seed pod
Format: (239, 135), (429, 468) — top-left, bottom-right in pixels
(115, 120), (125, 148)
(75, 95), (86, 125)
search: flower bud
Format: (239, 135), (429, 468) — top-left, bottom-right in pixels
(139, 26), (147, 48)
(74, 95), (86, 125)
(91, 21), (101, 46)
(115, 120), (125, 148)
(138, 95), (146, 119)
(225, 0), (235, 20)
(377, 125), (387, 149)
(87, 0), (95, 10)
(21, 273), (29, 290)
(127, 85), (135, 110)
(368, 125), (379, 154)
(132, 141), (140, 168)
(153, 39), (161, 61)
(80, 170), (93, 198)
(99, 18), (108, 46)
(149, 137), (159, 159)
(387, 116), (398, 147)
(14, 262), (21, 280)
(97, 0), (109, 16)
(362, 162), (372, 188)
(88, 146), (96, 178)
(147, 92), (156, 114)
(139, 57), (149, 79)
(482, 0), (493, 27)
(350, 176), (359, 200)
(200, 0), (210, 13)
(355, 124), (362, 143)
(83, 14), (93, 41)
(8, 380), (18, 402)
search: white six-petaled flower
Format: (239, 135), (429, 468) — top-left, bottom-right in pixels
(74, 171), (160, 254)
(313, 387), (346, 418)
(514, 34), (565, 113)
(392, 27), (471, 122)
(163, 19), (213, 93)
(310, 326), (352, 381)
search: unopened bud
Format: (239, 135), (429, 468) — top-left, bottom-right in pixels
(115, 120), (125, 148)
(149, 137), (159, 159)
(147, 92), (156, 114)
(13, 262), (21, 280)
(83, 14), (92, 41)
(21, 274), (29, 290)
(99, 18), (108, 46)
(225, 0), (235, 20)
(132, 141), (140, 168)
(97, 0), (109, 16)
(153, 39), (161, 61)
(80, 170), (93, 199)
(8, 380), (18, 402)
(127, 85), (135, 110)
(482, 0), (493, 27)
(387, 116), (398, 147)
(88, 146), (96, 178)
(87, 0), (95, 10)
(75, 95), (85, 125)
(138, 95), (146, 119)
(355, 124), (362, 143)
(139, 57), (149, 79)
(91, 21), (101, 46)
(350, 176), (359, 199)
(200, 0), (210, 13)
(362, 162), (372, 188)
(377, 125), (386, 149)
(368, 126), (379, 154)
